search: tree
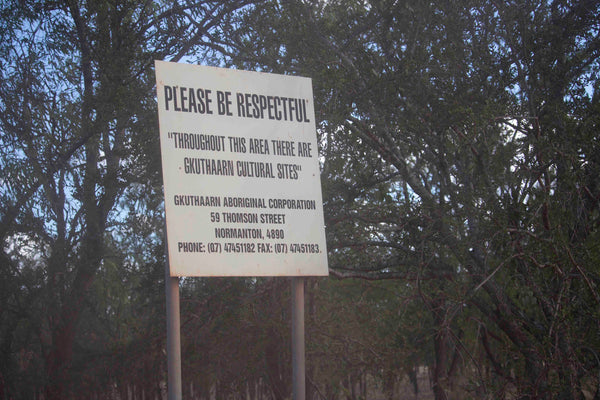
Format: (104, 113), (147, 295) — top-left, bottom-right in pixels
(231, 0), (600, 398)
(0, 1), (252, 398)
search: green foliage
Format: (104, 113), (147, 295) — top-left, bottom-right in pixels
(231, 0), (600, 398)
(1, 0), (599, 399)
(0, 0), (253, 399)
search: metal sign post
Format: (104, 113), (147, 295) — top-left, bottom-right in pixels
(165, 241), (182, 400)
(292, 277), (306, 400)
(165, 275), (182, 400)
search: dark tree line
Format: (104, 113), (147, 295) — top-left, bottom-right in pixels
(1, 0), (599, 399)
(0, 0), (251, 398)
(232, 0), (600, 398)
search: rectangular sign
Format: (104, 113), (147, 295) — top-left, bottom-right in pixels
(155, 61), (328, 276)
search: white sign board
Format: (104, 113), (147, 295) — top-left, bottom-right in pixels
(155, 61), (328, 277)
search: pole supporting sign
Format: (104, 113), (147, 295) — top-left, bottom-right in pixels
(156, 61), (328, 277)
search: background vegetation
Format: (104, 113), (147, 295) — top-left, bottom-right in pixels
(1, 1), (599, 399)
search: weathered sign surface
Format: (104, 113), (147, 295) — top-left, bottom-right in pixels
(155, 61), (328, 276)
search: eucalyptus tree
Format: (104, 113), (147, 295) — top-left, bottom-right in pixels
(0, 1), (253, 398)
(231, 1), (600, 398)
